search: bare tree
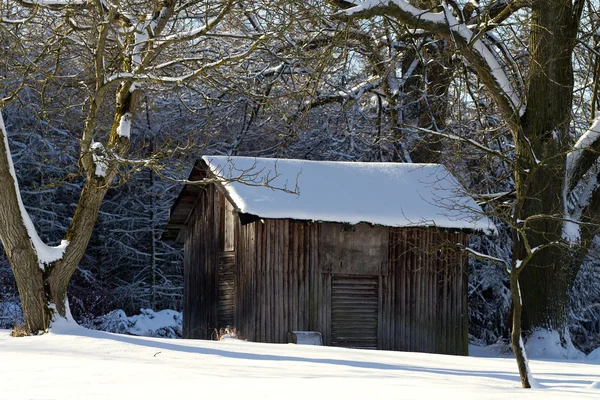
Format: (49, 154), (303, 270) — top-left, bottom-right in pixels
(0, 0), (269, 333)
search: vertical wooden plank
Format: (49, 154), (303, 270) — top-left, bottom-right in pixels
(318, 226), (328, 344)
(423, 229), (429, 353)
(384, 228), (393, 350)
(305, 224), (311, 332)
(278, 221), (284, 342)
(422, 229), (428, 352)
(442, 234), (449, 354)
(378, 273), (383, 349)
(455, 232), (461, 355)
(448, 232), (454, 354)
(313, 223), (320, 335)
(283, 219), (289, 340)
(454, 232), (461, 354)
(298, 223), (306, 330)
(419, 229), (425, 352)
(268, 220), (274, 343)
(421, 229), (428, 353)
(454, 233), (459, 354)
(259, 221), (266, 342)
(292, 222), (299, 332)
(450, 232), (457, 354)
(326, 260), (332, 347)
(429, 229), (436, 353)
(390, 231), (394, 351)
(249, 223), (256, 340)
(314, 224), (320, 339)
(427, 229), (433, 353)
(463, 233), (470, 355)
(410, 229), (417, 352)
(406, 229), (412, 351)
(274, 221), (281, 342)
(399, 229), (406, 351)
(242, 223), (248, 340)
(240, 223), (246, 339)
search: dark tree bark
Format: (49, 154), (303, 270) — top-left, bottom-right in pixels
(514, 0), (582, 332)
(0, 107), (129, 332)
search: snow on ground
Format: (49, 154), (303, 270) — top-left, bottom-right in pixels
(1, 322), (598, 400)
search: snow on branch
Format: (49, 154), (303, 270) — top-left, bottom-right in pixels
(566, 117), (600, 191)
(154, 1), (234, 47)
(104, 35), (269, 86)
(340, 0), (522, 126)
(14, 0), (88, 10)
(407, 125), (515, 166)
(303, 77), (382, 111)
(0, 112), (68, 269)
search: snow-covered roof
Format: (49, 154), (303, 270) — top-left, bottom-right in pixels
(202, 156), (493, 232)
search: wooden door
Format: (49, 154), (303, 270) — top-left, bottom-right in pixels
(331, 275), (379, 349)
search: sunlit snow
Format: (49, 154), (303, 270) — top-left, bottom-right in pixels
(0, 324), (598, 399)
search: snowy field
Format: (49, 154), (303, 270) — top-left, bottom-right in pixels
(1, 322), (599, 400)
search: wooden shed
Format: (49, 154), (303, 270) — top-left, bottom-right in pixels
(164, 156), (491, 355)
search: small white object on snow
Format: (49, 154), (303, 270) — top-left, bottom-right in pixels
(288, 331), (323, 346)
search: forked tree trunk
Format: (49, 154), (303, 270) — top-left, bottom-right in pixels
(3, 184), (110, 333)
(1, 111), (115, 333)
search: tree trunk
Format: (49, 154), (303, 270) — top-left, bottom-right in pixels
(405, 0), (449, 164)
(1, 110), (116, 333)
(514, 0), (579, 333)
(8, 249), (47, 332)
(510, 276), (532, 388)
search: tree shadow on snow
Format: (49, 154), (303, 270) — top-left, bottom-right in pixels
(57, 327), (597, 392)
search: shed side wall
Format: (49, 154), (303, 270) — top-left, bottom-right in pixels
(388, 228), (469, 355)
(182, 183), (223, 339)
(235, 219), (321, 343)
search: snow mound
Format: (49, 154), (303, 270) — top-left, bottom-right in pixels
(588, 347), (600, 360)
(588, 381), (600, 389)
(525, 329), (586, 360)
(92, 309), (182, 338)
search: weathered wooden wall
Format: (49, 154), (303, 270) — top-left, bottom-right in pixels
(182, 183), (223, 339)
(232, 219), (468, 355)
(234, 219), (322, 343)
(183, 188), (469, 354)
(386, 229), (469, 355)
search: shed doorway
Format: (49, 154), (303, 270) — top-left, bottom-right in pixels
(331, 275), (379, 349)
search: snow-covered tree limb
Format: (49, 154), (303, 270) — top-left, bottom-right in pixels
(336, 0), (522, 129)
(566, 118), (600, 191)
